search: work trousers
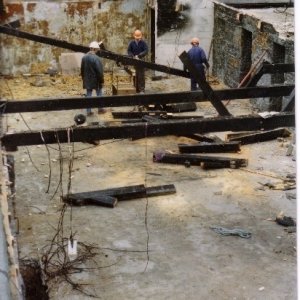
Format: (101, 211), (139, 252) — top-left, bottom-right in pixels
(190, 69), (206, 91)
(135, 67), (145, 93)
(86, 88), (102, 114)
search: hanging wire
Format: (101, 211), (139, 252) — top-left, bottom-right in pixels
(40, 131), (52, 193)
(48, 131), (64, 201)
(142, 122), (150, 273)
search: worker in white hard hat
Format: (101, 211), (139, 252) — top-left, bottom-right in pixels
(81, 41), (105, 115)
(185, 37), (210, 91)
(127, 29), (149, 93)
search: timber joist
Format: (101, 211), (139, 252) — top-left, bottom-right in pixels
(1, 112), (295, 150)
(0, 85), (294, 113)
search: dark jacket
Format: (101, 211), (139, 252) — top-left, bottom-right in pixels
(187, 45), (210, 72)
(81, 51), (104, 90)
(127, 40), (148, 59)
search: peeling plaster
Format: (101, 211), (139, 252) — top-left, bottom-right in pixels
(0, 1), (148, 75)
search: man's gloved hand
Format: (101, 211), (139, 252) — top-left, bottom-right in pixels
(134, 55), (140, 60)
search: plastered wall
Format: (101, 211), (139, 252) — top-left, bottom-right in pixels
(0, 0), (151, 74)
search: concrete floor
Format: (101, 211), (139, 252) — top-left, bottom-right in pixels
(1, 74), (296, 299)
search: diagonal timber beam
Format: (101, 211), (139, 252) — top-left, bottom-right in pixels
(0, 85), (294, 114)
(179, 51), (231, 116)
(1, 113), (294, 150)
(0, 25), (189, 78)
(245, 62), (295, 87)
(281, 88), (295, 112)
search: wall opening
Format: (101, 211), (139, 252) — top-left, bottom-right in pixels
(240, 28), (252, 82)
(270, 42), (286, 111)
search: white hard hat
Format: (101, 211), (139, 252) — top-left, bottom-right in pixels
(89, 41), (100, 49)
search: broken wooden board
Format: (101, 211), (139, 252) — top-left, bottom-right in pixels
(178, 141), (241, 153)
(177, 134), (223, 143)
(163, 102), (197, 113)
(153, 151), (248, 169)
(62, 184), (176, 208)
(225, 128), (291, 145)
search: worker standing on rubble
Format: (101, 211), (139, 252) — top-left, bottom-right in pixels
(186, 37), (210, 91)
(127, 29), (149, 93)
(81, 41), (105, 116)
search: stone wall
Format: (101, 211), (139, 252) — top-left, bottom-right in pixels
(212, 3), (294, 110)
(0, 0), (151, 75)
(212, 4), (294, 86)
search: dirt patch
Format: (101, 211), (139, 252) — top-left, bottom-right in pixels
(19, 259), (49, 300)
(0, 73), (296, 299)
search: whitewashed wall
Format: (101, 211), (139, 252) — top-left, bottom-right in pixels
(155, 0), (214, 70)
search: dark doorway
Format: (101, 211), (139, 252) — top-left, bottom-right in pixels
(270, 43), (286, 111)
(240, 29), (252, 83)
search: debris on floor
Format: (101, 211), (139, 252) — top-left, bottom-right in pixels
(62, 184), (176, 208)
(275, 211), (296, 227)
(210, 226), (252, 239)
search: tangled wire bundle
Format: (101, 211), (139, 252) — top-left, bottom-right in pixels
(41, 234), (99, 297)
(40, 205), (100, 298)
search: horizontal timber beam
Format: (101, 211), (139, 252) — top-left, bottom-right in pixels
(0, 25), (189, 78)
(0, 85), (294, 113)
(1, 112), (295, 150)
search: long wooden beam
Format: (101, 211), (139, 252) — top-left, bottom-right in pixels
(0, 85), (294, 113)
(0, 25), (189, 78)
(1, 112), (294, 150)
(179, 51), (231, 116)
(245, 63), (295, 87)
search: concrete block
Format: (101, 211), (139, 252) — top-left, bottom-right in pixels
(59, 52), (84, 75)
